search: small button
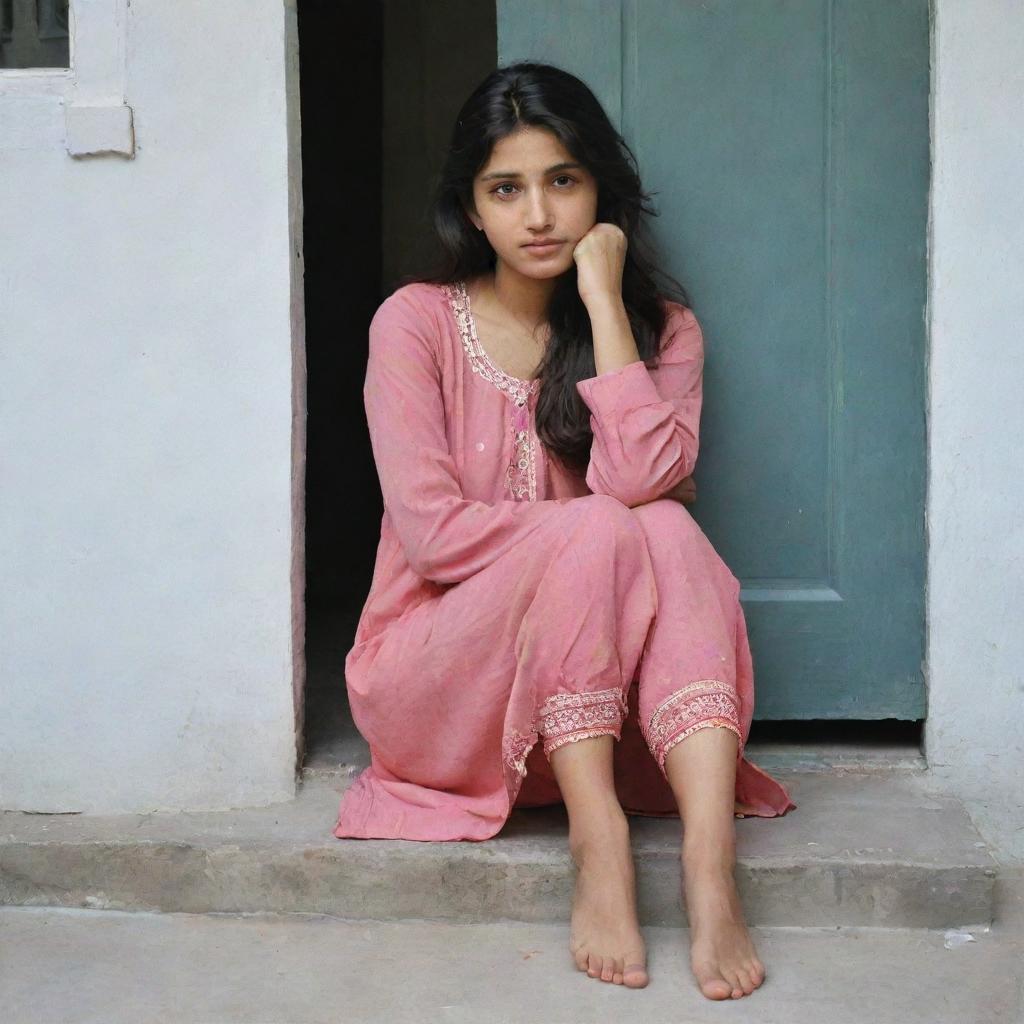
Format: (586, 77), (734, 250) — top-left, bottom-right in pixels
(476, 441), (485, 451)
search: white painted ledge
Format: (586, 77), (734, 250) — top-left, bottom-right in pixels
(64, 101), (134, 156)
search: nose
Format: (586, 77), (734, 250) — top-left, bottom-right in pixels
(524, 188), (553, 231)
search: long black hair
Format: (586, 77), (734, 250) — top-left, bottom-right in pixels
(404, 60), (691, 479)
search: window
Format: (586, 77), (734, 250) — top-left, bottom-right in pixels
(1, 0), (70, 69)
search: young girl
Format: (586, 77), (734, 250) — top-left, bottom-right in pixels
(334, 61), (796, 1001)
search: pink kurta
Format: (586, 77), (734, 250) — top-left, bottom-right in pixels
(333, 279), (796, 842)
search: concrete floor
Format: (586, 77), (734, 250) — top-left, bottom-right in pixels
(2, 906), (1022, 1024)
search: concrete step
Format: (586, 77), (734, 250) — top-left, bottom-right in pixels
(2, 906), (1021, 1024)
(0, 761), (998, 929)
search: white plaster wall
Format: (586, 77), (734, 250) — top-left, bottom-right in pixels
(925, 0), (1024, 860)
(0, 0), (303, 812)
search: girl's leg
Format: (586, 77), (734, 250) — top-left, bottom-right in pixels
(625, 498), (765, 1000)
(664, 725), (765, 1000)
(344, 493), (656, 839)
(517, 493), (657, 989)
(547, 735), (649, 989)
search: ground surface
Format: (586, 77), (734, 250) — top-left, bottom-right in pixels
(2, 906), (1021, 1024)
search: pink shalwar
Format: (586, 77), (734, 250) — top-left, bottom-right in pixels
(333, 279), (796, 842)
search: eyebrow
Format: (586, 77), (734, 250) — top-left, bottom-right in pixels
(479, 161), (585, 182)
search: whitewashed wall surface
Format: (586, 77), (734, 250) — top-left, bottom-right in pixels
(0, 0), (305, 813)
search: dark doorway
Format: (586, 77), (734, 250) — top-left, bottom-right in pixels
(297, 1), (498, 776)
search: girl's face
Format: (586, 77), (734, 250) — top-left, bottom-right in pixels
(466, 125), (599, 282)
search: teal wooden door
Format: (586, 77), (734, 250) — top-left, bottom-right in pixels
(497, 0), (929, 721)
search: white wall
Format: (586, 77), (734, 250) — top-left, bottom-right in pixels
(0, 0), (305, 812)
(925, 0), (1024, 860)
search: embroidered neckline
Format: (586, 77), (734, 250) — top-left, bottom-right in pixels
(443, 280), (541, 400)
(442, 280), (540, 502)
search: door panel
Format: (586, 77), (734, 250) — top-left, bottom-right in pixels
(498, 0), (929, 719)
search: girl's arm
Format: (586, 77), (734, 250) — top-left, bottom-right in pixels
(574, 302), (704, 509)
(363, 288), (566, 586)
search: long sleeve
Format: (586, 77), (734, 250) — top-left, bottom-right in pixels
(364, 287), (565, 586)
(573, 303), (704, 509)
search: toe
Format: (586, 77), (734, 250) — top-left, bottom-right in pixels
(701, 978), (733, 1000)
(573, 948), (589, 972)
(694, 965), (732, 1000)
(735, 966), (755, 995)
(611, 957), (624, 984)
(723, 969), (744, 998)
(600, 959), (615, 982)
(623, 960), (649, 988)
(587, 953), (602, 978)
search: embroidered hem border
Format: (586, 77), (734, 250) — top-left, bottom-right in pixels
(501, 686), (627, 781)
(642, 679), (743, 773)
(501, 680), (743, 794)
(538, 686), (627, 758)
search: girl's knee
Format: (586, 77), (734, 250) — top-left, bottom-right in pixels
(630, 496), (740, 592)
(630, 495), (697, 533)
(570, 492), (648, 544)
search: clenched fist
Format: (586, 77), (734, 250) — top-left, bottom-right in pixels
(572, 222), (627, 308)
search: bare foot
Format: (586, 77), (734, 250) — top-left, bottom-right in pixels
(682, 840), (766, 1000)
(568, 813), (649, 988)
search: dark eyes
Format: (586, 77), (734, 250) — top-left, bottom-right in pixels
(493, 175), (577, 196)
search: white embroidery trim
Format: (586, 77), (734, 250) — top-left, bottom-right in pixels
(538, 687), (627, 757)
(643, 679), (743, 772)
(442, 280), (540, 502)
(501, 686), (627, 782)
